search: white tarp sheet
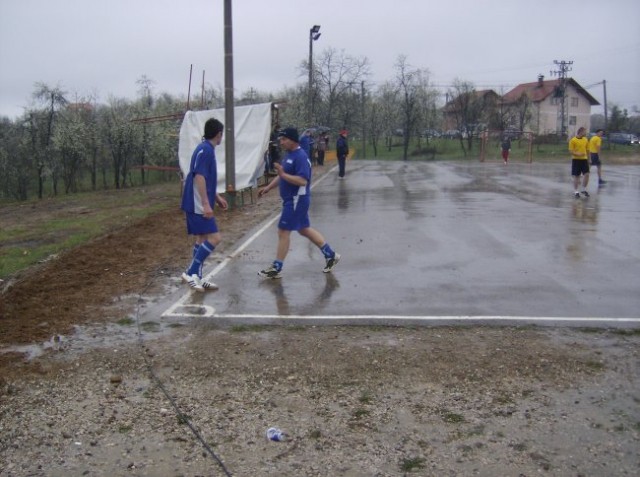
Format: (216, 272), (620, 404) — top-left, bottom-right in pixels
(178, 103), (272, 191)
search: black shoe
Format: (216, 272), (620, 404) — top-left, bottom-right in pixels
(581, 191), (590, 198)
(574, 192), (581, 199)
(599, 179), (607, 186)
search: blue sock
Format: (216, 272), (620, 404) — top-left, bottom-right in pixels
(274, 260), (283, 272)
(320, 243), (334, 259)
(187, 240), (215, 277)
(192, 243), (199, 258)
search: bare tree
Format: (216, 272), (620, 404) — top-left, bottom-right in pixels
(313, 48), (370, 129)
(393, 55), (429, 160)
(374, 81), (401, 152)
(445, 80), (484, 155)
(366, 88), (388, 157)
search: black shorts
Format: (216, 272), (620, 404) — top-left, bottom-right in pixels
(571, 159), (590, 177)
(590, 153), (601, 167)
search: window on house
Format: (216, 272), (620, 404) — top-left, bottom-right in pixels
(551, 97), (560, 105)
(569, 116), (577, 125)
(571, 97), (579, 107)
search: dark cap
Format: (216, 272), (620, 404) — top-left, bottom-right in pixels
(277, 127), (299, 143)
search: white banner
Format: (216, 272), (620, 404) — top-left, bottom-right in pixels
(178, 103), (272, 191)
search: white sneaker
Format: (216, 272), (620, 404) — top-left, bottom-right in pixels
(181, 272), (204, 292)
(200, 278), (218, 291)
(323, 253), (341, 273)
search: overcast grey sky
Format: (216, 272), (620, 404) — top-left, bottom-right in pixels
(1, 0), (638, 120)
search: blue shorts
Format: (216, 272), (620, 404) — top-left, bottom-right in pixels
(185, 212), (218, 235)
(571, 159), (590, 177)
(590, 153), (601, 167)
(278, 195), (311, 231)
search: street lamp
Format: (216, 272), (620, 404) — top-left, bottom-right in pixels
(308, 24), (321, 125)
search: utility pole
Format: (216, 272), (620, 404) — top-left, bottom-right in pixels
(550, 59), (573, 138)
(223, 0), (236, 208)
(602, 79), (608, 132)
(361, 81), (366, 159)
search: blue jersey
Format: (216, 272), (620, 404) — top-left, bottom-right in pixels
(299, 134), (312, 158)
(279, 147), (311, 202)
(181, 140), (218, 215)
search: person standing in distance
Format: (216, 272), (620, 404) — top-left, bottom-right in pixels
(299, 129), (314, 165)
(316, 132), (328, 166)
(588, 129), (606, 186)
(501, 135), (511, 164)
(569, 126), (590, 199)
(180, 118), (228, 291)
(336, 129), (349, 178)
(257, 127), (340, 279)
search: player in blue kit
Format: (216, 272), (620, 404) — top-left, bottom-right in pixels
(257, 127), (340, 279)
(180, 118), (228, 291)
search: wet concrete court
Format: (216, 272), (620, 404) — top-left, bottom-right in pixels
(157, 160), (640, 328)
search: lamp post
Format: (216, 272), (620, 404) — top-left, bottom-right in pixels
(308, 24), (321, 125)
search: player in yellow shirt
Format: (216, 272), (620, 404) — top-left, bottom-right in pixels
(588, 129), (606, 186)
(569, 127), (590, 198)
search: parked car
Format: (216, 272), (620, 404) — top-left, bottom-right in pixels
(443, 129), (461, 139)
(608, 133), (639, 145)
(502, 128), (521, 140)
(421, 129), (441, 138)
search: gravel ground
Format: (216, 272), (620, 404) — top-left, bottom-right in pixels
(1, 317), (639, 476)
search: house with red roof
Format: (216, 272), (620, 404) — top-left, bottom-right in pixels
(502, 75), (599, 136)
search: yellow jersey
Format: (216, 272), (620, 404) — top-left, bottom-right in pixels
(588, 135), (602, 154)
(569, 136), (589, 160)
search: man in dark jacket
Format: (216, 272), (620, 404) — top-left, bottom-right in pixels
(336, 129), (349, 178)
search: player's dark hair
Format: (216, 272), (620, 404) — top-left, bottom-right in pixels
(204, 118), (224, 139)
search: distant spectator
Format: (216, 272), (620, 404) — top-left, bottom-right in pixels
(336, 129), (349, 179)
(588, 129), (606, 186)
(501, 136), (511, 164)
(316, 132), (328, 166)
(299, 129), (313, 163)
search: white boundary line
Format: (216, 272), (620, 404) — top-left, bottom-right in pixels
(187, 313), (640, 323)
(162, 166), (338, 319)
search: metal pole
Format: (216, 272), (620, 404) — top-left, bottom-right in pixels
(187, 64), (193, 111)
(201, 70), (205, 109)
(603, 79), (608, 132)
(223, 0), (236, 207)
(361, 81), (366, 158)
(308, 29), (313, 126)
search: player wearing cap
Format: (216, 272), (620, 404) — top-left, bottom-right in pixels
(257, 127), (340, 279)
